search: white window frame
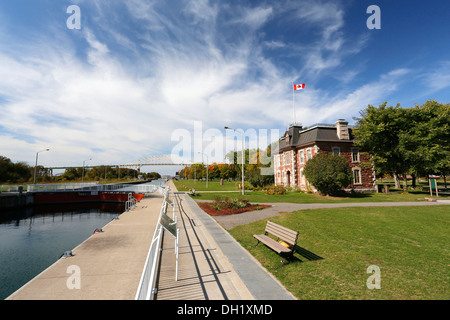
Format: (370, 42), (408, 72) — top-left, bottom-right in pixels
(351, 147), (360, 163)
(285, 152), (291, 165)
(353, 167), (362, 185)
(332, 146), (341, 156)
(300, 168), (305, 185)
(300, 150), (304, 164)
(306, 148), (312, 161)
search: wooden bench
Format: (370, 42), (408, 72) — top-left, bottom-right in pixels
(253, 221), (299, 265)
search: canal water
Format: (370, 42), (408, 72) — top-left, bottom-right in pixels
(0, 203), (124, 300)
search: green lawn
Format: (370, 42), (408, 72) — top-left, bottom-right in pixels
(173, 179), (448, 203)
(187, 189), (447, 203)
(229, 205), (450, 299)
(173, 179), (240, 191)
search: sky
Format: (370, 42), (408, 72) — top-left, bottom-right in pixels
(0, 0), (450, 175)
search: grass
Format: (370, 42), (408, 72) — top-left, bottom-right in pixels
(173, 179), (449, 204)
(187, 189), (448, 203)
(229, 205), (450, 299)
(173, 179), (241, 192)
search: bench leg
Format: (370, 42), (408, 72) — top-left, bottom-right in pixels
(281, 251), (295, 265)
(255, 240), (260, 247)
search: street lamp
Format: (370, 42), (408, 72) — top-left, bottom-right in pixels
(198, 152), (209, 189)
(82, 158), (92, 183)
(224, 126), (245, 195)
(34, 149), (50, 184)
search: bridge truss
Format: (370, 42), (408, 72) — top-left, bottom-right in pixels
(119, 155), (193, 170)
(46, 155), (193, 171)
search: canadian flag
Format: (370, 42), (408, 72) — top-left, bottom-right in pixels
(293, 83), (306, 91)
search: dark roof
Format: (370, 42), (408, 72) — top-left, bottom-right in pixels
(279, 124), (355, 151)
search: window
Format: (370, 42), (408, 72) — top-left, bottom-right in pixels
(351, 147), (360, 163)
(300, 150), (305, 164)
(332, 146), (340, 155)
(353, 168), (362, 185)
(277, 171), (281, 183)
(300, 168), (305, 185)
(306, 148), (312, 160)
(285, 152), (290, 165)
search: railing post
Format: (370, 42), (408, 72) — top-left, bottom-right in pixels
(176, 228), (179, 281)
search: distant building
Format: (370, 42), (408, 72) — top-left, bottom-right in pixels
(274, 119), (376, 192)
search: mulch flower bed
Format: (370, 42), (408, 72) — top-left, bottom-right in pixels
(198, 202), (271, 216)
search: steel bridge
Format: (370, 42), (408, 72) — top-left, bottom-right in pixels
(45, 155), (193, 171)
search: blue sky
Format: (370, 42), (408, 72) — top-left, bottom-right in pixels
(0, 0), (450, 173)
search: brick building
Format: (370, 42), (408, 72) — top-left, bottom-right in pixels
(274, 119), (376, 192)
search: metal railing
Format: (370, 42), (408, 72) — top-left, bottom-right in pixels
(125, 193), (137, 212)
(26, 182), (160, 194)
(3, 179), (169, 194)
(27, 182), (98, 193)
(1, 185), (27, 194)
(135, 186), (173, 300)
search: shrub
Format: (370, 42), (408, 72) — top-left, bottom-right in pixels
(264, 185), (287, 195)
(211, 196), (251, 211)
(303, 153), (352, 195)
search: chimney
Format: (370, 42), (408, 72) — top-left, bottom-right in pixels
(335, 119), (349, 140)
(288, 123), (302, 145)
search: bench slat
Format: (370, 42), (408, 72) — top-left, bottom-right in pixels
(254, 235), (291, 254)
(265, 221), (298, 245)
(266, 221), (299, 237)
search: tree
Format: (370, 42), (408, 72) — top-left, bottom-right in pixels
(0, 156), (32, 183)
(354, 100), (450, 189)
(303, 153), (352, 195)
(402, 101), (450, 182)
(353, 102), (411, 189)
(147, 172), (161, 180)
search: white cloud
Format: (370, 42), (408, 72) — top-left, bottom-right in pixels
(422, 61), (450, 92)
(0, 1), (426, 171)
(235, 6), (273, 30)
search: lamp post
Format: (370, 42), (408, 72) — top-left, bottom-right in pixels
(82, 158), (92, 183)
(224, 126), (245, 195)
(198, 152), (209, 189)
(34, 149), (50, 184)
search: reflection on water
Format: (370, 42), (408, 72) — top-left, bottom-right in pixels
(0, 203), (124, 300)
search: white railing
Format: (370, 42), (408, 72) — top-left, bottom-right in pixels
(27, 182), (98, 193)
(1, 185), (26, 193)
(26, 182), (160, 194)
(135, 186), (178, 300)
(125, 193), (137, 212)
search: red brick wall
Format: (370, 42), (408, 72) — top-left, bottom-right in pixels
(274, 142), (376, 192)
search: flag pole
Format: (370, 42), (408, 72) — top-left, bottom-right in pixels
(292, 81), (296, 124)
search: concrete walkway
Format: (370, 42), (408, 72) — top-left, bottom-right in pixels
(7, 194), (164, 300)
(212, 200), (450, 230)
(155, 181), (296, 300)
(7, 183), (297, 300)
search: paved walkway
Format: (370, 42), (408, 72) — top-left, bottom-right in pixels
(7, 194), (164, 300)
(155, 181), (296, 300)
(7, 183), (297, 300)
(211, 200), (450, 230)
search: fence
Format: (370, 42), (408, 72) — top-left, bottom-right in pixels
(25, 182), (162, 194)
(1, 185), (28, 194)
(135, 186), (178, 300)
